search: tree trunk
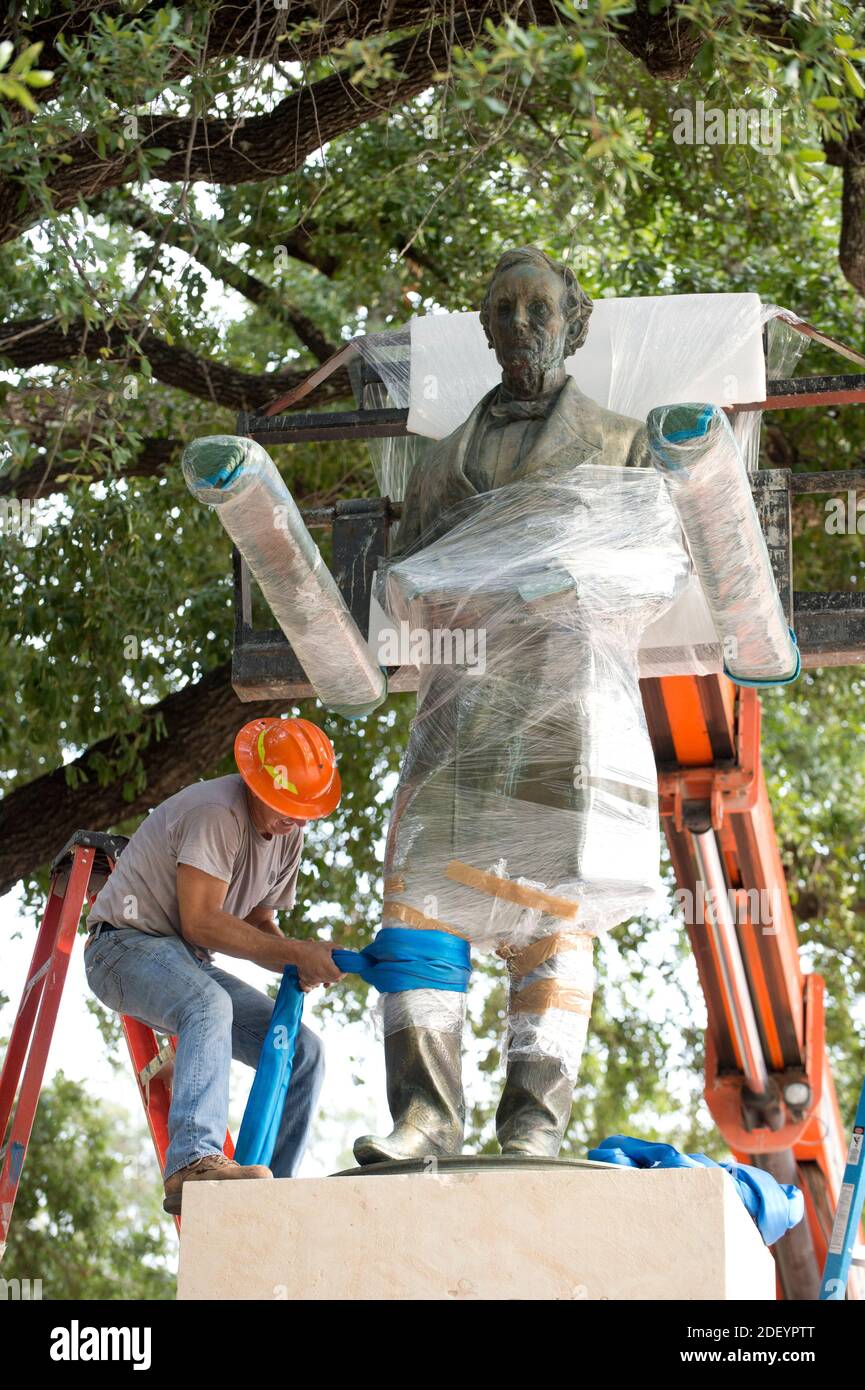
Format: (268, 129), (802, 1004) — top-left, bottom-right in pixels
(0, 663), (293, 895)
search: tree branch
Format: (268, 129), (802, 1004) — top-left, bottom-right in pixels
(612, 0), (705, 79)
(0, 662), (291, 895)
(109, 195), (337, 362)
(826, 104), (865, 296)
(0, 315), (349, 411)
(1, 2), (469, 115)
(0, 433), (180, 500)
(0, 13), (488, 244)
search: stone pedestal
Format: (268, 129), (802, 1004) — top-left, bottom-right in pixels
(177, 1160), (776, 1301)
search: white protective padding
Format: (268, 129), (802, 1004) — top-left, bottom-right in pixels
(647, 404), (799, 684)
(182, 436), (386, 718)
(406, 293), (766, 439)
(376, 464), (692, 949)
(362, 296), (808, 677)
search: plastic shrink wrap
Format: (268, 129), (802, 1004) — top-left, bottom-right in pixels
(182, 435), (386, 718)
(356, 298), (809, 677)
(373, 463), (691, 1069)
(360, 294), (804, 1069)
(647, 403), (799, 685)
(376, 463), (692, 949)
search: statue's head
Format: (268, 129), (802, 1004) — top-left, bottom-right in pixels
(479, 247), (593, 397)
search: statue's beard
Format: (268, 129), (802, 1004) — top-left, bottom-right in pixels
(497, 332), (566, 397)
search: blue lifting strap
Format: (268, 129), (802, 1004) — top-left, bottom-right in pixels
(587, 1134), (804, 1246)
(234, 927), (471, 1167)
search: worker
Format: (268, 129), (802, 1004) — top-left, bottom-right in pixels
(84, 716), (345, 1214)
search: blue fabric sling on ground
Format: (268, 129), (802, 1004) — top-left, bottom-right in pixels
(587, 1134), (804, 1246)
(234, 927), (471, 1166)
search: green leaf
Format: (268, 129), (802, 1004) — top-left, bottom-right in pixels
(10, 41), (44, 77)
(0, 77), (38, 112)
(842, 57), (865, 98)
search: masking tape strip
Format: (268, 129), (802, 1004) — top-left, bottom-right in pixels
(445, 861), (580, 921)
(503, 933), (593, 980)
(510, 981), (593, 1015)
(383, 899), (469, 941)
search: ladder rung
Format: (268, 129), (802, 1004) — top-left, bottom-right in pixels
(22, 959), (51, 1002)
(138, 1041), (175, 1087)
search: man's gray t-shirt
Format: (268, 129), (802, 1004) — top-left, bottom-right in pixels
(90, 775), (303, 952)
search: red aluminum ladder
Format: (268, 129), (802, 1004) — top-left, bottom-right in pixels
(0, 830), (232, 1252)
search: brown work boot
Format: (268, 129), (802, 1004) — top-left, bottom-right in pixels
(163, 1153), (273, 1214)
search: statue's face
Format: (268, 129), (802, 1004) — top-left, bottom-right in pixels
(486, 262), (569, 395)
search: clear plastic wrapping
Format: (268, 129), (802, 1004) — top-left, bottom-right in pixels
(377, 463), (692, 953)
(348, 331), (427, 503)
(377, 986), (466, 1039)
(647, 405), (798, 684)
(349, 293), (790, 438)
(182, 435), (386, 718)
(357, 299), (810, 679)
(504, 932), (595, 1080)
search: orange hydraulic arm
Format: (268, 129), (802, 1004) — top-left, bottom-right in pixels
(642, 673), (862, 1301)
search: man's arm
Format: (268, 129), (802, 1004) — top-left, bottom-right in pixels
(245, 904), (283, 938)
(176, 864), (343, 991)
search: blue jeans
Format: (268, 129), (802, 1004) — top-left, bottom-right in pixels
(84, 928), (324, 1179)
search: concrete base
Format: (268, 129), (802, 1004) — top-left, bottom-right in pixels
(177, 1163), (776, 1301)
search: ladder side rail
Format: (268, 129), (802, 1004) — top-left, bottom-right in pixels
(0, 845), (95, 1253)
(0, 875), (67, 1135)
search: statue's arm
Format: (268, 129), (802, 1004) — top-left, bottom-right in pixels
(626, 422), (655, 470)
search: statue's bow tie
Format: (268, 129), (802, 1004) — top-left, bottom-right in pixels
(488, 391), (558, 426)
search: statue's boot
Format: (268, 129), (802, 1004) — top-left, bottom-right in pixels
(496, 932), (594, 1158)
(353, 1023), (465, 1166)
(496, 1054), (576, 1157)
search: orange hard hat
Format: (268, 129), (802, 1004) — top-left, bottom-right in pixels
(234, 717), (342, 821)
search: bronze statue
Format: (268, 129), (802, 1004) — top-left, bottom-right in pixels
(355, 248), (688, 1165)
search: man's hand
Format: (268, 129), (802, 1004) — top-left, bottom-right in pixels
(293, 940), (344, 992)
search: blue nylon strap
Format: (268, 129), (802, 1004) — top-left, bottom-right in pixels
(235, 928), (470, 1166)
(587, 1134), (805, 1247)
(332, 926), (471, 993)
(234, 964), (304, 1166)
